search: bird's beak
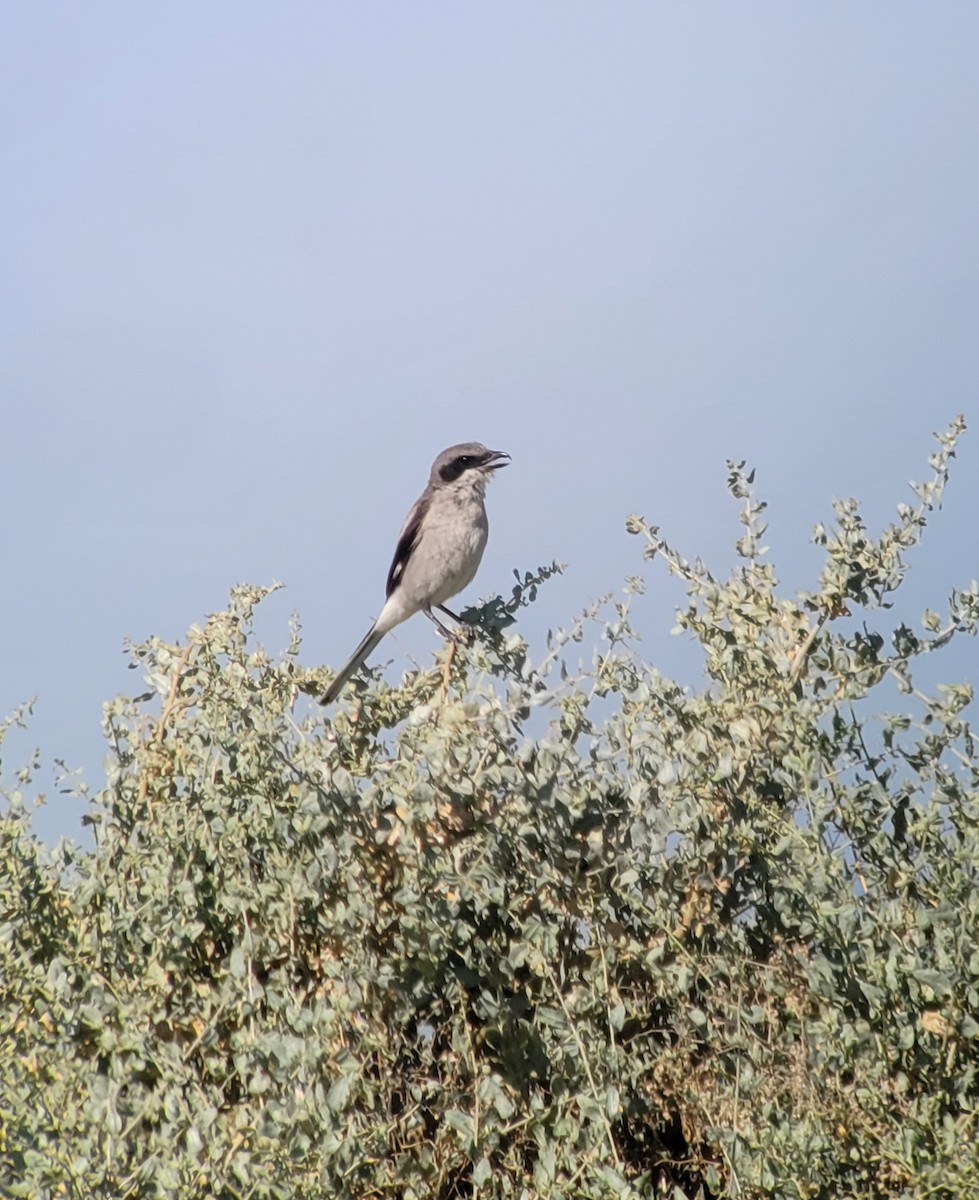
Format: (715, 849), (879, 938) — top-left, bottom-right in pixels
(483, 450), (511, 470)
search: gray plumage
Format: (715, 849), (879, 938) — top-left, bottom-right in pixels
(321, 442), (510, 705)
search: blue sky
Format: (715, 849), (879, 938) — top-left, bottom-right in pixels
(3, 3), (978, 843)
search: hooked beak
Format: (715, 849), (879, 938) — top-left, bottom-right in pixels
(483, 449), (511, 470)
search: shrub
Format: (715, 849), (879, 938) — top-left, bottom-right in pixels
(2, 418), (977, 1198)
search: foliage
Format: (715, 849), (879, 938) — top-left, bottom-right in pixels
(2, 418), (979, 1198)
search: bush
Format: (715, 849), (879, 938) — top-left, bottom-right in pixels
(2, 418), (978, 1198)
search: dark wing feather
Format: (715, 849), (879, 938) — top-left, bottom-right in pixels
(385, 492), (429, 597)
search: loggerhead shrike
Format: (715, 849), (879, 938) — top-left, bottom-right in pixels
(320, 442), (510, 705)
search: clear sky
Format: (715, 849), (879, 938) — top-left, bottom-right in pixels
(3, 3), (978, 844)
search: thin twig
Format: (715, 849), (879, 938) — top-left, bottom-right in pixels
(787, 610), (829, 688)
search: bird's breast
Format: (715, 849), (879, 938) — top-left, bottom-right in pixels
(403, 493), (489, 609)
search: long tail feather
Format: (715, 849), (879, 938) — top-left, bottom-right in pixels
(320, 625), (385, 705)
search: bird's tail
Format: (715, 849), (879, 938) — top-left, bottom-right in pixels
(320, 625), (385, 705)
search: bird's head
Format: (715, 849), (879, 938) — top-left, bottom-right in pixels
(430, 443), (511, 487)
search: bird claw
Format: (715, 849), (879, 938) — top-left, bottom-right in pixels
(451, 620), (478, 645)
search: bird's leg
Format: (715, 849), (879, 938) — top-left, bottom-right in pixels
(422, 608), (459, 698)
(436, 604), (478, 643)
(424, 609), (456, 639)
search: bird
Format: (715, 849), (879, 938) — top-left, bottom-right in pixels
(320, 442), (510, 705)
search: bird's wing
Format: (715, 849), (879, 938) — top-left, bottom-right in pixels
(385, 491), (430, 598)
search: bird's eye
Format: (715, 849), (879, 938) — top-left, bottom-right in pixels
(458, 456), (474, 467)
